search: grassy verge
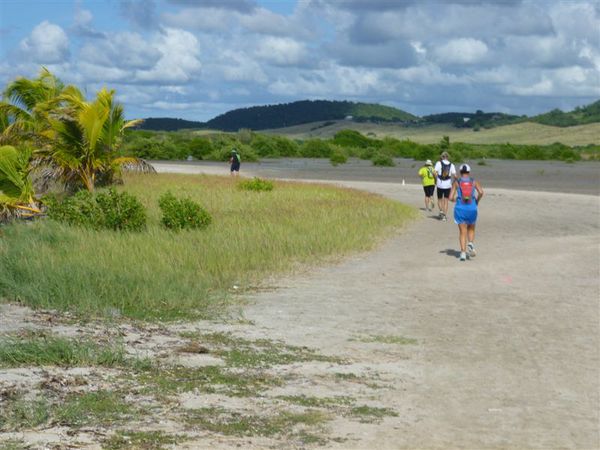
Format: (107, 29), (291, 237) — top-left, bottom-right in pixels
(0, 332), (128, 368)
(0, 174), (414, 320)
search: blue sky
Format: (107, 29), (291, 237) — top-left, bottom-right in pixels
(1, 0), (599, 121)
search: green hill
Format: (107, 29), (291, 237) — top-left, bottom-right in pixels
(204, 100), (417, 131)
(530, 100), (600, 127)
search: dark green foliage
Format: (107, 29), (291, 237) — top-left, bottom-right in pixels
(158, 192), (212, 231)
(238, 177), (274, 192)
(329, 148), (348, 166)
(188, 137), (214, 159)
(372, 153), (395, 167)
(135, 117), (205, 131)
(47, 189), (146, 232)
(332, 129), (377, 148)
(422, 111), (522, 129)
(301, 139), (333, 158)
(205, 100), (417, 131)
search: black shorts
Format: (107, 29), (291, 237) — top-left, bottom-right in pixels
(437, 187), (451, 199)
(230, 162), (240, 172)
(423, 185), (435, 197)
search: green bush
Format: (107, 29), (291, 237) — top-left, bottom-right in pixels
(158, 192), (212, 231)
(371, 153), (395, 167)
(47, 189), (146, 232)
(238, 177), (274, 192)
(300, 139), (333, 158)
(329, 147), (348, 166)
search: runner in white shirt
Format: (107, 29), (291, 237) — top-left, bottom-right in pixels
(434, 151), (456, 221)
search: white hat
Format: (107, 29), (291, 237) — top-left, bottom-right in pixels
(460, 163), (471, 173)
(425, 159), (432, 166)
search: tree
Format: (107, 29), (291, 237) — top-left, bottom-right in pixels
(0, 67), (66, 146)
(42, 86), (145, 191)
(0, 145), (38, 219)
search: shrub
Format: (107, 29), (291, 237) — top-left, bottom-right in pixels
(158, 192), (212, 231)
(371, 153), (395, 167)
(329, 148), (348, 166)
(300, 139), (333, 158)
(95, 189), (147, 232)
(47, 189), (146, 232)
(238, 177), (274, 192)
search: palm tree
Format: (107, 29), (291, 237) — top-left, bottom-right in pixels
(0, 145), (39, 220)
(44, 86), (146, 191)
(0, 67), (66, 147)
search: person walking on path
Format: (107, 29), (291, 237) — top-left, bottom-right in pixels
(450, 163), (484, 261)
(418, 159), (436, 211)
(229, 148), (241, 176)
(434, 151), (456, 221)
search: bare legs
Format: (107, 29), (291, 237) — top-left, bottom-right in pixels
(458, 223), (476, 253)
(424, 196), (434, 210)
(438, 196), (449, 216)
(458, 223), (468, 252)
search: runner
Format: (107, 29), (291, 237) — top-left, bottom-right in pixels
(434, 151), (456, 221)
(229, 148), (241, 176)
(450, 163), (484, 261)
(417, 159), (436, 211)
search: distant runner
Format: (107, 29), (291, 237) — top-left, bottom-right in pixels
(434, 151), (456, 221)
(230, 148), (241, 176)
(450, 163), (484, 261)
(417, 159), (436, 211)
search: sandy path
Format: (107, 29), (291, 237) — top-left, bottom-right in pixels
(154, 162), (600, 449)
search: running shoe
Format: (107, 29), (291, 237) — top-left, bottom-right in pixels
(460, 252), (466, 261)
(467, 242), (476, 257)
(442, 215), (447, 222)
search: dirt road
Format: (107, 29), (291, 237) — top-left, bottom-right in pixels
(154, 162), (600, 449)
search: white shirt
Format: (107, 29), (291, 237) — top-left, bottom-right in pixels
(434, 160), (456, 189)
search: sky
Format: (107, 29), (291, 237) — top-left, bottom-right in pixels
(0, 0), (599, 121)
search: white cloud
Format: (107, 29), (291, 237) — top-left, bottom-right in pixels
(135, 28), (202, 83)
(215, 50), (268, 83)
(80, 32), (162, 70)
(433, 38), (488, 65)
(19, 21), (69, 63)
(254, 37), (308, 66)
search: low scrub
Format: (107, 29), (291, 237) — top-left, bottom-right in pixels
(371, 153), (395, 167)
(238, 177), (274, 192)
(47, 188), (146, 232)
(159, 191), (212, 230)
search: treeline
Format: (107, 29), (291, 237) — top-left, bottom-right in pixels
(121, 128), (599, 165)
(421, 111), (523, 129)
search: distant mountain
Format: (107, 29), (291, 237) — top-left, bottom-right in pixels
(135, 99), (600, 132)
(205, 100), (418, 131)
(529, 100), (600, 127)
(137, 117), (205, 131)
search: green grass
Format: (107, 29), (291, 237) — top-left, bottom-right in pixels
(0, 390), (136, 432)
(0, 439), (28, 450)
(0, 174), (414, 320)
(0, 333), (127, 368)
(278, 395), (354, 408)
(348, 405), (398, 423)
(55, 391), (136, 427)
(267, 120), (600, 146)
(184, 407), (328, 439)
(135, 364), (282, 397)
(103, 431), (183, 450)
(190, 332), (343, 368)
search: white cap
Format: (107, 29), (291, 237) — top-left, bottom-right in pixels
(425, 159), (432, 166)
(460, 163), (471, 173)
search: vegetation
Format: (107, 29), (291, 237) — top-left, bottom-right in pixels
(530, 100), (600, 127)
(0, 173), (413, 320)
(158, 191), (212, 230)
(0, 68), (151, 221)
(0, 333), (127, 367)
(121, 126), (597, 166)
(237, 177), (274, 192)
(47, 188), (147, 232)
